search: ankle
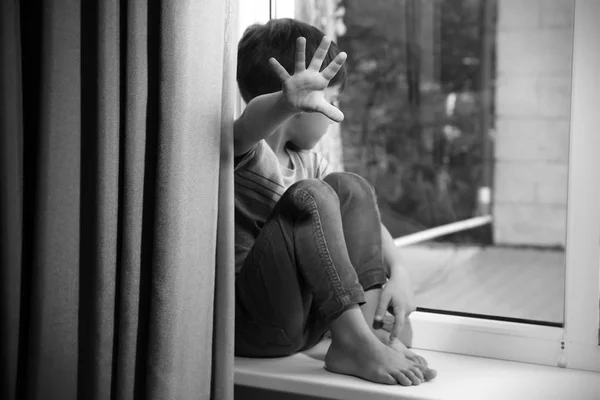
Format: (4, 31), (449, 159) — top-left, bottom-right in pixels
(329, 305), (377, 345)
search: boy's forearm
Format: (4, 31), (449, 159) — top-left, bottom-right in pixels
(381, 223), (407, 279)
(234, 91), (298, 155)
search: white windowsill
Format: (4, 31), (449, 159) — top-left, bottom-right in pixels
(234, 338), (600, 400)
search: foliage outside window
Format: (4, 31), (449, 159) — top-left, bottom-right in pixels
(334, 0), (496, 243)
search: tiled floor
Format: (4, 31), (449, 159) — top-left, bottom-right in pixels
(398, 243), (566, 324)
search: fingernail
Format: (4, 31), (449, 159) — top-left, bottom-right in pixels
(374, 315), (382, 321)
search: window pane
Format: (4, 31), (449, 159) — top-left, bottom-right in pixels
(314, 0), (574, 325)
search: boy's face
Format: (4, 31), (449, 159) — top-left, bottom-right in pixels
(285, 85), (341, 151)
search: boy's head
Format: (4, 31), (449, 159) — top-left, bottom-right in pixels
(237, 18), (347, 104)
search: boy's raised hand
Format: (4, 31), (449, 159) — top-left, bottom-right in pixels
(269, 36), (347, 123)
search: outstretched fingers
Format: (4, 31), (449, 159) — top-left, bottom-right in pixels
(269, 57), (291, 81)
(294, 37), (307, 72)
(315, 101), (344, 123)
(308, 36), (332, 71)
(321, 51), (347, 81)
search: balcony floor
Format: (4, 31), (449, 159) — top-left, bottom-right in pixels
(398, 243), (565, 324)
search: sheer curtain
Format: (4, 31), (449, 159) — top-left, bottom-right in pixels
(0, 0), (236, 398)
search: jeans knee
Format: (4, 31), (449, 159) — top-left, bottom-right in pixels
(323, 172), (375, 204)
(284, 178), (339, 213)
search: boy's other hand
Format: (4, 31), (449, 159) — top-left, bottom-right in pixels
(268, 36), (347, 123)
(374, 274), (417, 343)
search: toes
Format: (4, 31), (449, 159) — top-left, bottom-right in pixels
(410, 366), (425, 381)
(379, 373), (398, 385)
(414, 363), (438, 381)
(424, 367), (438, 381)
(405, 350), (428, 366)
(390, 370), (412, 386)
(404, 370), (422, 386)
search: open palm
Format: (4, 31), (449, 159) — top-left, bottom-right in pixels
(269, 36), (347, 122)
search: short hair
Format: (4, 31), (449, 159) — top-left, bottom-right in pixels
(237, 18), (347, 104)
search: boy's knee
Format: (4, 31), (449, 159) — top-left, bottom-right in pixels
(284, 178), (339, 208)
(288, 178), (333, 194)
(324, 172), (375, 203)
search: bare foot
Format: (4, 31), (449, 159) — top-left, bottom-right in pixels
(388, 339), (437, 381)
(371, 328), (437, 381)
(388, 338), (427, 365)
(324, 330), (428, 386)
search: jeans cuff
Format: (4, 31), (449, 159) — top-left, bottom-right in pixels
(358, 269), (388, 291)
(319, 288), (365, 324)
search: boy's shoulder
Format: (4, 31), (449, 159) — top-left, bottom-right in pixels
(234, 139), (271, 171)
(235, 140), (330, 180)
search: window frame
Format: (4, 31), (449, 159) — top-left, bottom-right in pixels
(560, 0), (600, 372)
(254, 0), (600, 372)
(412, 0), (600, 371)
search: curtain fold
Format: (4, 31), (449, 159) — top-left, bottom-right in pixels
(212, 0), (237, 398)
(78, 1), (121, 398)
(113, 1), (151, 398)
(0, 1), (24, 399)
(0, 0), (236, 399)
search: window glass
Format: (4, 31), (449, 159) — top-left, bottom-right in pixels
(307, 0), (574, 325)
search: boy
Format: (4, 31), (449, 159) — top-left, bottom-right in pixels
(234, 18), (436, 386)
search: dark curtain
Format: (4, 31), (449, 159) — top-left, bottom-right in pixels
(0, 0), (237, 399)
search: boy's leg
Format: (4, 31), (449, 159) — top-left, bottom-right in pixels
(235, 178), (367, 357)
(322, 172), (387, 290)
(322, 173), (433, 375)
(236, 178), (436, 385)
(323, 173), (416, 349)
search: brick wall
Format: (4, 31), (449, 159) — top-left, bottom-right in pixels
(493, 0), (573, 247)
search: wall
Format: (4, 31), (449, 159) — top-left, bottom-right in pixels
(493, 0), (574, 247)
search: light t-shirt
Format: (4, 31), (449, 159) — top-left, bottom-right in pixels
(234, 140), (331, 274)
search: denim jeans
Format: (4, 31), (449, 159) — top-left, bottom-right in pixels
(235, 172), (388, 357)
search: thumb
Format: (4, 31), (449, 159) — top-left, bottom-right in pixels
(314, 101), (344, 123)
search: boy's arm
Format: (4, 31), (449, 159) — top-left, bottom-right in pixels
(234, 92), (298, 156)
(381, 223), (408, 279)
(234, 36), (347, 156)
(375, 223), (417, 341)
